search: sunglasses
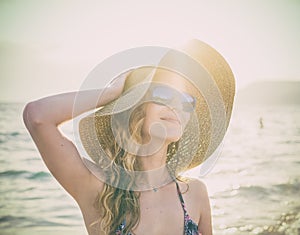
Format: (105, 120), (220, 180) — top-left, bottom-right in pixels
(147, 85), (196, 113)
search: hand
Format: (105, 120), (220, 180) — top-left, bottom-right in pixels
(103, 69), (133, 101)
(108, 70), (129, 94)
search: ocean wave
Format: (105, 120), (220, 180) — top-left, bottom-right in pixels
(237, 181), (300, 199)
(212, 180), (300, 202)
(0, 170), (50, 180)
(256, 210), (300, 235)
(0, 215), (66, 229)
(0, 215), (27, 224)
(0, 170), (28, 177)
(0, 131), (32, 148)
(215, 210), (300, 235)
(27, 171), (50, 180)
(0, 131), (21, 137)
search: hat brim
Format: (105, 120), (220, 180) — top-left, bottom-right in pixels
(78, 40), (236, 188)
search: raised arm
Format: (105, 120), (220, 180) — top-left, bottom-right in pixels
(23, 72), (127, 202)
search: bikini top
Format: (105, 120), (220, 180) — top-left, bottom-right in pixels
(116, 181), (200, 235)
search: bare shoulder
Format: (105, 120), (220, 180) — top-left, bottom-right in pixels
(184, 178), (210, 209)
(181, 177), (208, 197)
(177, 177), (210, 208)
(189, 178), (207, 189)
(186, 177), (212, 233)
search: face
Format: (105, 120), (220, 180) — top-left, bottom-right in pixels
(141, 69), (195, 144)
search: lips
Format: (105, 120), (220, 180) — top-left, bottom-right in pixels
(160, 116), (181, 124)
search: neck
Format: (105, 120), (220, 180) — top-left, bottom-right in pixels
(137, 139), (173, 191)
(138, 147), (167, 171)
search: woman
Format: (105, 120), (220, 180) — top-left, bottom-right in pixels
(23, 39), (235, 235)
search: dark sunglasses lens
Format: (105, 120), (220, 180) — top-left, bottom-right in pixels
(151, 86), (196, 112)
(181, 93), (196, 112)
(152, 86), (173, 104)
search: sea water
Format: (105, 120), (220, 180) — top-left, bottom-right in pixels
(0, 102), (299, 235)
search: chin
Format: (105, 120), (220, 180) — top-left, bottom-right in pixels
(144, 123), (183, 144)
(150, 131), (182, 144)
(165, 131), (183, 142)
(167, 136), (181, 143)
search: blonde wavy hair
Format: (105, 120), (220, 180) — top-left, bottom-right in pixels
(90, 102), (181, 234)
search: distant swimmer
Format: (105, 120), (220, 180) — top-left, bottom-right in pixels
(259, 117), (264, 129)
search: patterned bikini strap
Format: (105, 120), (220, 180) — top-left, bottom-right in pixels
(175, 181), (188, 216)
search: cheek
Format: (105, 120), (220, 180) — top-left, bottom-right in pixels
(142, 116), (150, 136)
(171, 110), (191, 130)
(144, 103), (161, 120)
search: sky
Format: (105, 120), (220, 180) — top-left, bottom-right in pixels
(0, 0), (299, 102)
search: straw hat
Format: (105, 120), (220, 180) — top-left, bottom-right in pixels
(78, 39), (235, 188)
